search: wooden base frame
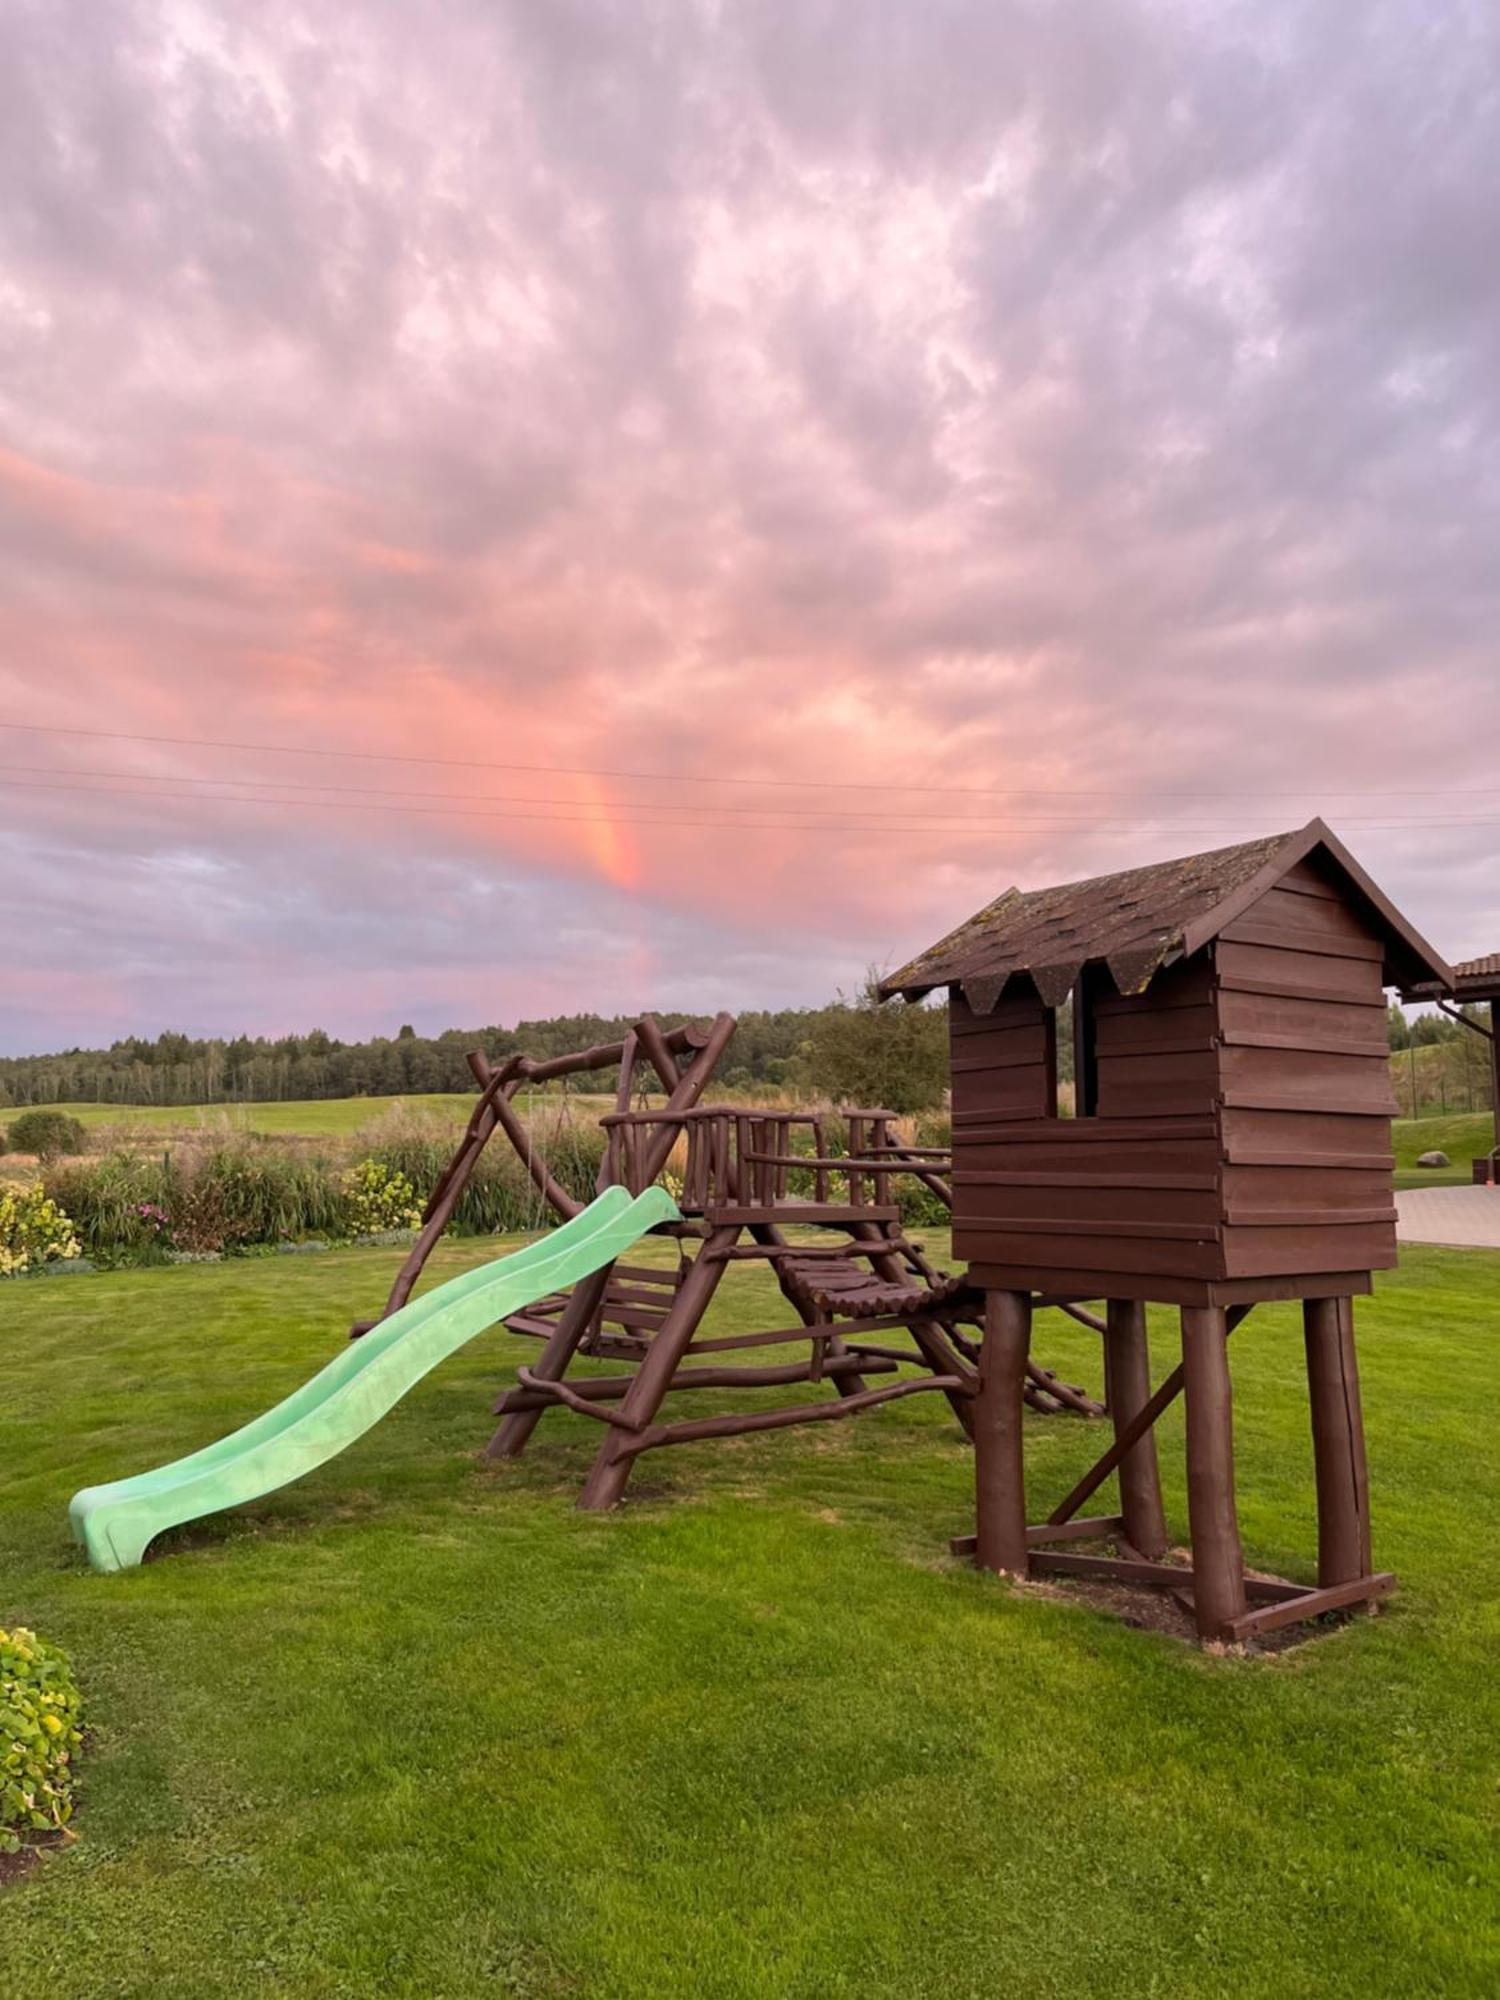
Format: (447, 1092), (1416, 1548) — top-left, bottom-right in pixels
(966, 1287), (1392, 1645)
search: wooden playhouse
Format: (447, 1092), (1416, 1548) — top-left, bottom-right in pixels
(881, 818), (1453, 1643)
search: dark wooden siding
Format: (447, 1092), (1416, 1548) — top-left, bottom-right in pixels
(947, 857), (1400, 1301)
(1216, 856), (1398, 1280)
(948, 985), (1054, 1125)
(953, 957), (1223, 1292)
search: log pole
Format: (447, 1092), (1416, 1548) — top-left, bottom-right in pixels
(1180, 1306), (1247, 1642)
(1104, 1299), (1168, 1560)
(577, 1227), (738, 1511)
(973, 1289), (1031, 1576)
(1303, 1296), (1373, 1587)
(485, 1267), (611, 1459)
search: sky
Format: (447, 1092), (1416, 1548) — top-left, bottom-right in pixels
(1, 0), (1497, 1057)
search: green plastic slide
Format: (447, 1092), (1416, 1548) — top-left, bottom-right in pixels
(69, 1185), (680, 1573)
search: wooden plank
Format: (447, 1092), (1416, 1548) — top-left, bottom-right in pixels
(1220, 1222), (1397, 1278)
(1224, 1205), (1396, 1228)
(1237, 882), (1385, 943)
(1219, 1106), (1394, 1159)
(950, 1042), (1055, 1075)
(1220, 1027), (1389, 1058)
(1028, 1551), (1197, 1588)
(1218, 919), (1385, 962)
(956, 1169), (1219, 1192)
(1224, 1573), (1395, 1642)
(1220, 1086), (1400, 1115)
(965, 1263), (1373, 1307)
(950, 1113), (1218, 1140)
(1221, 1166), (1395, 1226)
(956, 1180), (1220, 1227)
(1217, 970), (1389, 1007)
(704, 1203), (901, 1226)
(1223, 1147), (1395, 1171)
(1214, 938), (1385, 997)
(959, 1213), (1219, 1242)
(958, 1227), (1224, 1279)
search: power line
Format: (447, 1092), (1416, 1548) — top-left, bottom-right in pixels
(1, 717), (1492, 803)
(5, 761), (1500, 830)
(4, 774), (1500, 837)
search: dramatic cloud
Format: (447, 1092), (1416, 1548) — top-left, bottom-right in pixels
(1, 0), (1496, 1051)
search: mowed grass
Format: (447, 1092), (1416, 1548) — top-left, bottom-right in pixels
(1392, 1111), (1495, 1187)
(2, 1236), (1499, 1997)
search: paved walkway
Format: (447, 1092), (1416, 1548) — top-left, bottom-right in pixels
(1396, 1186), (1500, 1250)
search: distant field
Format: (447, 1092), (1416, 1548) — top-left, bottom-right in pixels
(28, 1095), (478, 1136)
(9, 1100), (1494, 1176)
(10, 1091), (631, 1142)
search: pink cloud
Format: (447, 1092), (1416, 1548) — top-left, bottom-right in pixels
(0, 1), (1496, 1052)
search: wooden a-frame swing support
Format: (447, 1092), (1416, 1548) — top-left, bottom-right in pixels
(357, 1011), (1105, 1510)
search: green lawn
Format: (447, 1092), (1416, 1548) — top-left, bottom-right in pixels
(2, 1236), (1498, 1997)
(1392, 1111), (1495, 1188)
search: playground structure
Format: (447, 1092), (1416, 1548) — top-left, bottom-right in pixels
(357, 1009), (1105, 1516)
(881, 818), (1452, 1644)
(69, 812), (1459, 1657)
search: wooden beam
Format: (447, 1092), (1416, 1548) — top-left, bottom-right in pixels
(621, 1374), (964, 1454)
(1045, 1303), (1255, 1527)
(1224, 1573), (1395, 1643)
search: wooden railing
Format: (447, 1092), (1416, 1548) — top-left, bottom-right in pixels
(599, 1105), (953, 1214)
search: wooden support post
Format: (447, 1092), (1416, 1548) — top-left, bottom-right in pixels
(486, 1266), (613, 1459)
(1180, 1307), (1247, 1642)
(578, 1226), (738, 1511)
(1303, 1296), (1373, 1587)
(973, 1289), (1031, 1576)
(1104, 1300), (1168, 1560)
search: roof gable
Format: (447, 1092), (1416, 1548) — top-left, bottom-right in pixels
(880, 819), (1452, 1011)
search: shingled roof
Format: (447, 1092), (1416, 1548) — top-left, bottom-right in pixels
(880, 818), (1451, 1012)
(1448, 955), (1500, 1001)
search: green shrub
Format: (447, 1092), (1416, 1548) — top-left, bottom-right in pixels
(1, 1628), (83, 1851)
(364, 1107), (605, 1235)
(44, 1153), (170, 1264)
(342, 1159), (423, 1234)
(188, 1142), (346, 1249)
(7, 1110), (87, 1160)
(0, 1185), (82, 1277)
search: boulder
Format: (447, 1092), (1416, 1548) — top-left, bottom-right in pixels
(1416, 1150), (1450, 1168)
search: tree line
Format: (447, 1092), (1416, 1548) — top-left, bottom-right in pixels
(0, 983), (951, 1115)
(2, 991), (1480, 1119)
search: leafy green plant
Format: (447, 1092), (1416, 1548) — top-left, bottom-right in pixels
(1, 1627), (83, 1851)
(0, 1185), (81, 1277)
(43, 1153), (169, 1264)
(6, 1111), (88, 1160)
(342, 1158), (423, 1234)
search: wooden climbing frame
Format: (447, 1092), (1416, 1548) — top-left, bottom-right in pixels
(358, 1011), (1105, 1510)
